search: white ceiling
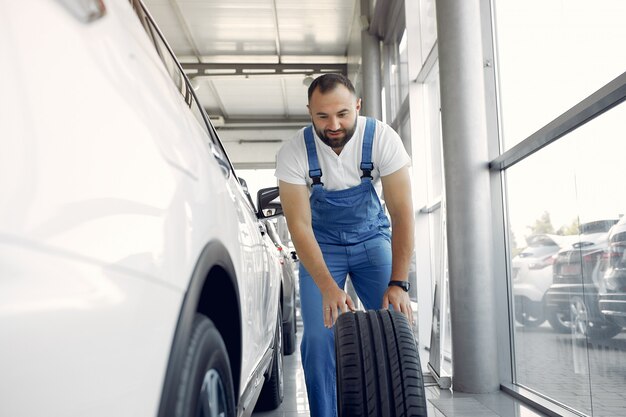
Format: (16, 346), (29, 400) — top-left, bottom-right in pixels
(142, 0), (361, 168)
(143, 0), (359, 130)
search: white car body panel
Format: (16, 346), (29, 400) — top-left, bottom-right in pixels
(0, 0), (280, 415)
(0, 244), (181, 417)
(512, 261), (554, 302)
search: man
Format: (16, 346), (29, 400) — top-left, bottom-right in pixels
(275, 73), (414, 417)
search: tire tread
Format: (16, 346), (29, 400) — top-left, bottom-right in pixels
(335, 310), (427, 417)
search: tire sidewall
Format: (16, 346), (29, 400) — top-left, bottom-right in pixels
(177, 315), (236, 417)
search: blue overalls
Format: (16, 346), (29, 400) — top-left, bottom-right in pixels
(299, 117), (392, 417)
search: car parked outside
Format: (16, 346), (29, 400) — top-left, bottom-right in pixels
(512, 234), (577, 327)
(0, 1), (284, 416)
(545, 219), (621, 339)
(263, 218), (299, 356)
(599, 216), (626, 328)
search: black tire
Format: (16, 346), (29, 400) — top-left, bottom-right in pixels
(547, 308), (572, 333)
(255, 307), (284, 411)
(569, 296), (621, 340)
(283, 289), (297, 356)
(335, 309), (427, 417)
(514, 298), (545, 327)
(175, 314), (236, 417)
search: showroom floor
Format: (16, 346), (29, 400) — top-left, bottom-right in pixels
(252, 322), (550, 417)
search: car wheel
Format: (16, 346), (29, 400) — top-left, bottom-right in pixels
(176, 314), (236, 417)
(546, 308), (572, 333)
(514, 298), (545, 327)
(569, 296), (621, 340)
(335, 309), (427, 417)
(255, 307), (284, 411)
(283, 289), (297, 356)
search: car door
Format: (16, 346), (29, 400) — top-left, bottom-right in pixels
(201, 122), (278, 389)
(133, 0), (278, 401)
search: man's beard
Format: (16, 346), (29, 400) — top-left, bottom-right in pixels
(315, 116), (358, 149)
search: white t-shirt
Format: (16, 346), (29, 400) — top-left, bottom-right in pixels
(275, 116), (411, 198)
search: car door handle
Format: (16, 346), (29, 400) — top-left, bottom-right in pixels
(259, 224), (266, 236)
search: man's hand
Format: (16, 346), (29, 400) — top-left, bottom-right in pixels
(321, 283), (355, 328)
(382, 285), (414, 326)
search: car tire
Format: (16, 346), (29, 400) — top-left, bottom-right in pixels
(514, 298), (545, 327)
(283, 289), (297, 356)
(255, 307), (284, 411)
(175, 314), (236, 417)
(569, 296), (621, 340)
(547, 308), (572, 333)
(335, 309), (427, 417)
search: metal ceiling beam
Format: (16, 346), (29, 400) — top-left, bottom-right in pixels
(214, 117), (310, 130)
(183, 63), (347, 77)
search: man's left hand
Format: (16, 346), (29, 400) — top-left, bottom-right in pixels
(382, 286), (414, 326)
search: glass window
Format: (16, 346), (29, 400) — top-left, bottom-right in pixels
(507, 102), (626, 416)
(494, 0), (626, 150)
(418, 0), (437, 60)
(135, 3), (189, 103)
(384, 44), (399, 122)
(398, 29), (409, 106)
(189, 90), (211, 139)
(149, 24), (189, 101)
(425, 69), (442, 199)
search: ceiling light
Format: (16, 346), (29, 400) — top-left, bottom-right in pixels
(302, 76), (314, 87)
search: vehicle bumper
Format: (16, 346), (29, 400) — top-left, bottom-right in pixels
(599, 293), (626, 316)
(545, 284), (600, 314)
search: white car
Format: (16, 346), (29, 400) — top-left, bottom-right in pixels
(512, 234), (577, 327)
(0, 1), (284, 416)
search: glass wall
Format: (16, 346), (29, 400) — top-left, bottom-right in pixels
(382, 1), (624, 412)
(398, 0), (452, 384)
(495, 1), (626, 415)
(494, 0), (626, 150)
(417, 0), (437, 62)
(398, 29), (410, 108)
(507, 103), (626, 416)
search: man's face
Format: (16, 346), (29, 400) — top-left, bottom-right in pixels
(308, 85), (361, 152)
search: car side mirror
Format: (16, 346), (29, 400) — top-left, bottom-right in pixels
(257, 186), (283, 219)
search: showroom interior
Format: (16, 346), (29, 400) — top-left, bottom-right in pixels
(5, 0), (625, 416)
(140, 0), (626, 416)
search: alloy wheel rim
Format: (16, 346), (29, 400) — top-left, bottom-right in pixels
(199, 369), (228, 417)
(570, 297), (589, 336)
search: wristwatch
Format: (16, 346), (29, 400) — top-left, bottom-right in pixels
(388, 280), (411, 292)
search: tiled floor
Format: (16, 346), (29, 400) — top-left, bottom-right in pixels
(252, 323), (550, 417)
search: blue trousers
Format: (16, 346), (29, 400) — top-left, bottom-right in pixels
(299, 236), (392, 417)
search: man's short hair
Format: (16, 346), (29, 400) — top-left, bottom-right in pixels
(307, 73), (356, 102)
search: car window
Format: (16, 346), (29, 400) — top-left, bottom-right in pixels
(579, 220), (618, 234)
(527, 235), (558, 248)
(131, 0), (192, 106)
(129, 0), (238, 182)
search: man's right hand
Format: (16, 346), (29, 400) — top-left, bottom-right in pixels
(321, 283), (355, 328)
(279, 181), (356, 327)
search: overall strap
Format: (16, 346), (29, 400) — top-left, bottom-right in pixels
(360, 117), (376, 180)
(303, 125), (323, 187)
